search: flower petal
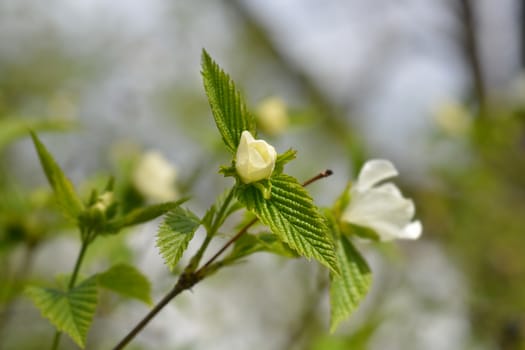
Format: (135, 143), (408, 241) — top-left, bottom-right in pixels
(361, 221), (405, 241)
(401, 220), (422, 239)
(355, 159), (398, 192)
(235, 130), (277, 183)
(342, 159), (422, 241)
(372, 183), (403, 198)
(345, 185), (415, 228)
(241, 130), (255, 143)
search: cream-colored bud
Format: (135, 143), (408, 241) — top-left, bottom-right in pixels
(256, 97), (289, 135)
(93, 192), (114, 212)
(235, 131), (277, 184)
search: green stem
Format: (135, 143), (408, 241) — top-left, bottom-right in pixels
(50, 330), (61, 350)
(210, 188), (236, 233)
(50, 238), (90, 350)
(68, 240), (89, 289)
(187, 188), (236, 272)
(186, 234), (213, 272)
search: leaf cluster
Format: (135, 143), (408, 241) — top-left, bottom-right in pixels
(155, 50), (371, 333)
(27, 132), (184, 347)
(24, 50), (374, 348)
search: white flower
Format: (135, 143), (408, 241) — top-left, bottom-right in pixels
(256, 97), (289, 135)
(235, 130), (277, 184)
(132, 151), (178, 202)
(342, 159), (422, 241)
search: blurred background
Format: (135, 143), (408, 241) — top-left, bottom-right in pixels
(1, 0), (524, 349)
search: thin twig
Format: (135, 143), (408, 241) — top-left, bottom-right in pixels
(302, 169), (333, 187)
(197, 169), (333, 275)
(196, 218), (258, 275)
(112, 170), (333, 349)
(112, 272), (200, 350)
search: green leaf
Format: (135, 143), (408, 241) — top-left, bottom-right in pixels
(25, 277), (98, 348)
(226, 233), (299, 263)
(342, 223), (380, 241)
(329, 235), (371, 333)
(332, 182), (351, 219)
(256, 233), (299, 258)
(202, 188), (240, 232)
(225, 233), (263, 262)
(201, 49), (256, 153)
(30, 132), (83, 220)
(105, 198), (188, 233)
(201, 204), (216, 232)
(236, 173), (339, 273)
(97, 263), (152, 305)
(156, 206), (201, 270)
(274, 149), (297, 174)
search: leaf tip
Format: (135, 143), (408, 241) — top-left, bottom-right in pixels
(29, 129), (41, 146)
(201, 48), (210, 60)
(329, 322), (339, 334)
(201, 48), (213, 71)
(325, 256), (341, 277)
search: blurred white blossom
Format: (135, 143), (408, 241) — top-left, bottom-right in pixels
(235, 131), (277, 184)
(255, 97), (289, 136)
(133, 151), (178, 202)
(434, 101), (471, 137)
(342, 159), (422, 241)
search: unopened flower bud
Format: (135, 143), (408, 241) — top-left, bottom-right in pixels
(235, 131), (277, 184)
(92, 192), (114, 213)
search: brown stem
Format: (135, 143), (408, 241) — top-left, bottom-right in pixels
(302, 169), (333, 187)
(112, 170), (333, 349)
(196, 169), (333, 274)
(112, 272), (201, 350)
(196, 218), (258, 275)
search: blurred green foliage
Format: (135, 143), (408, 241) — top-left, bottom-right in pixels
(416, 105), (525, 349)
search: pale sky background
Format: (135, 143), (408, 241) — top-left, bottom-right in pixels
(2, 0), (520, 183)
